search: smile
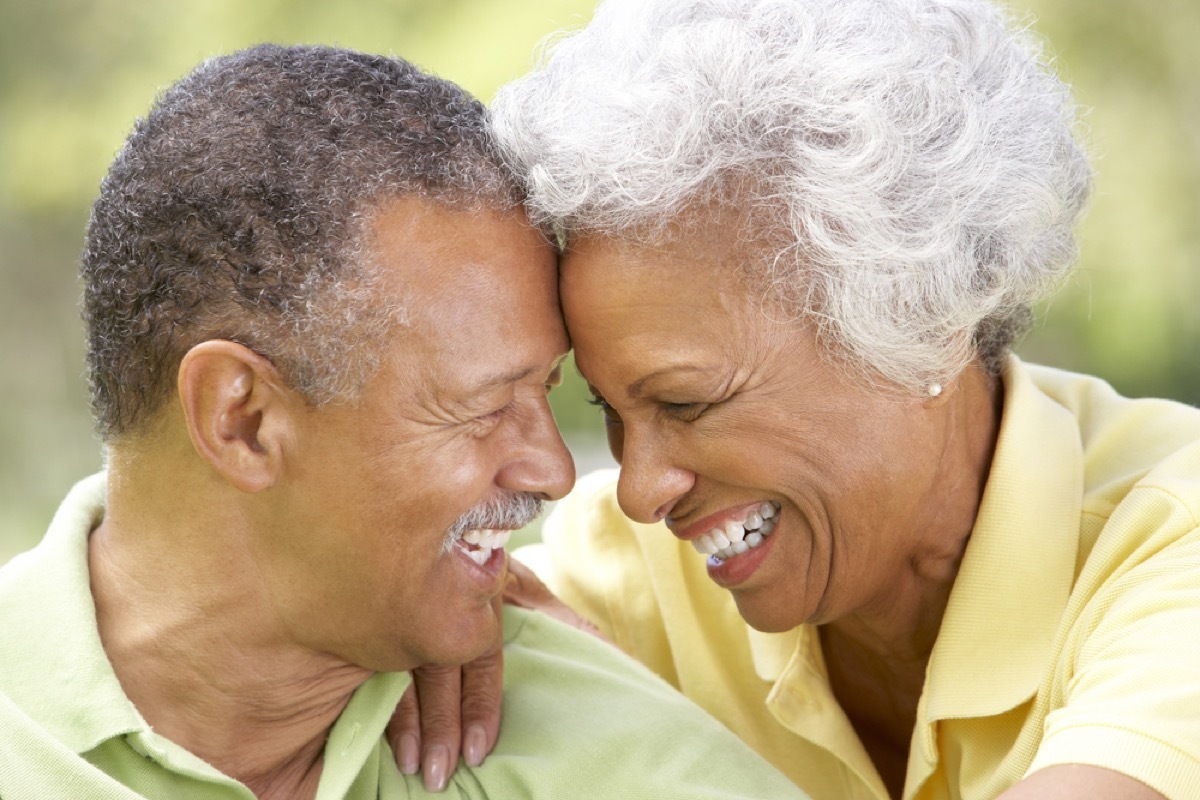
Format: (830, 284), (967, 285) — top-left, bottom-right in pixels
(455, 529), (512, 566)
(691, 501), (779, 562)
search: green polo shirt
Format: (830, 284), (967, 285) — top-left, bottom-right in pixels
(0, 474), (809, 800)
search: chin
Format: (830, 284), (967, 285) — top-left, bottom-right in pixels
(422, 607), (501, 667)
(732, 591), (810, 634)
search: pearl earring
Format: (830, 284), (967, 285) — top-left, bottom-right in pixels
(927, 383), (943, 397)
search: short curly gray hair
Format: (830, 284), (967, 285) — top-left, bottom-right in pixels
(83, 44), (520, 440)
(492, 0), (1093, 392)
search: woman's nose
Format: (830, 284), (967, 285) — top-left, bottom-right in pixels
(613, 425), (694, 524)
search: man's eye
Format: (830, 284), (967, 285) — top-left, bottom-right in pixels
(477, 402), (512, 425)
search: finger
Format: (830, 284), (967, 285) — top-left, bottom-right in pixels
(460, 596), (505, 767)
(385, 684), (422, 776)
(412, 663), (462, 792)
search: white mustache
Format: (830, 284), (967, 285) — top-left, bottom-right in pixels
(443, 493), (544, 552)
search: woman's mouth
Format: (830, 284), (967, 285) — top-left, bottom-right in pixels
(690, 501), (779, 564)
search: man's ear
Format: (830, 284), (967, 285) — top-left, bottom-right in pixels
(177, 340), (295, 494)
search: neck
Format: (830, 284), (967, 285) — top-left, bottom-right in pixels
(90, 452), (372, 799)
(831, 364), (1003, 656)
(820, 365), (1003, 794)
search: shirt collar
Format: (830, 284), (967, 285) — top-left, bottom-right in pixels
(748, 626), (802, 682)
(0, 473), (147, 754)
(922, 355), (1081, 721)
(0, 472), (411, 791)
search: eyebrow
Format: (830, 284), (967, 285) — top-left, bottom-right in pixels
(627, 365), (714, 398)
(471, 355), (567, 391)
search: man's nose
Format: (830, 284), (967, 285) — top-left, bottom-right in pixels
(496, 394), (576, 501)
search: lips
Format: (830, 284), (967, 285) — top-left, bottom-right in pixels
(688, 501), (779, 561)
(671, 501), (782, 588)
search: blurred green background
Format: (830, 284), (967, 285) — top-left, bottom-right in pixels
(1, 0), (1197, 562)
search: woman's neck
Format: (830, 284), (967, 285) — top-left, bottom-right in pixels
(820, 365), (1004, 798)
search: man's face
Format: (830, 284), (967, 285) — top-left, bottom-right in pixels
(253, 197), (573, 670)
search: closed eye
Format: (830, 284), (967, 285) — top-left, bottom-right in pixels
(586, 391), (623, 425)
(661, 401), (709, 422)
(476, 400), (513, 427)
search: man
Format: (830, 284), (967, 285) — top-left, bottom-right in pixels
(0, 45), (808, 799)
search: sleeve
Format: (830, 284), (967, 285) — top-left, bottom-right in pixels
(521, 469), (682, 687)
(1029, 521), (1200, 798)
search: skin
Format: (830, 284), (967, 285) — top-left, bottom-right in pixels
(553, 220), (1164, 800)
(88, 197), (574, 800)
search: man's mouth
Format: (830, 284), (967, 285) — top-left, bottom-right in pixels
(690, 501), (779, 563)
(454, 529), (512, 566)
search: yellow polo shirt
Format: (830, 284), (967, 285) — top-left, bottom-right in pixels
(529, 357), (1200, 799)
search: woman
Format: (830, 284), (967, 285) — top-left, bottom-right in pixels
(485, 0), (1200, 798)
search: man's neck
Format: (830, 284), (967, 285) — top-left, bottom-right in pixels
(88, 485), (372, 799)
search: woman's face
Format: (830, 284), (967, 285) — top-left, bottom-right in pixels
(562, 229), (959, 633)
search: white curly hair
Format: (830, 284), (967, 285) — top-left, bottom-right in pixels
(491, 0), (1093, 392)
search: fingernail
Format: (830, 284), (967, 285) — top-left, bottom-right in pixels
(423, 743), (450, 792)
(398, 733), (420, 775)
(463, 724), (488, 767)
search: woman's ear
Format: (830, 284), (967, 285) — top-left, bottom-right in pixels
(177, 340), (295, 494)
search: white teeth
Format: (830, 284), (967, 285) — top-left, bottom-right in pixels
(458, 530), (512, 566)
(696, 503), (781, 564)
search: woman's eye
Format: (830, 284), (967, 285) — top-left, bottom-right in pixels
(586, 393), (623, 424)
(661, 402), (709, 422)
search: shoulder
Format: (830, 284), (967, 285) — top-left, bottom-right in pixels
(1025, 362), (1200, 523)
(1022, 367), (1200, 796)
(483, 606), (810, 799)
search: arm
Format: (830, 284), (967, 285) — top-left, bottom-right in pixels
(502, 553), (609, 641)
(998, 765), (1165, 799)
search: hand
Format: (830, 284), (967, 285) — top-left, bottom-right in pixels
(384, 558), (605, 792)
(386, 594), (504, 793)
(503, 556), (608, 642)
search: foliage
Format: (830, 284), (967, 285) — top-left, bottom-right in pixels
(1, 0), (1196, 558)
